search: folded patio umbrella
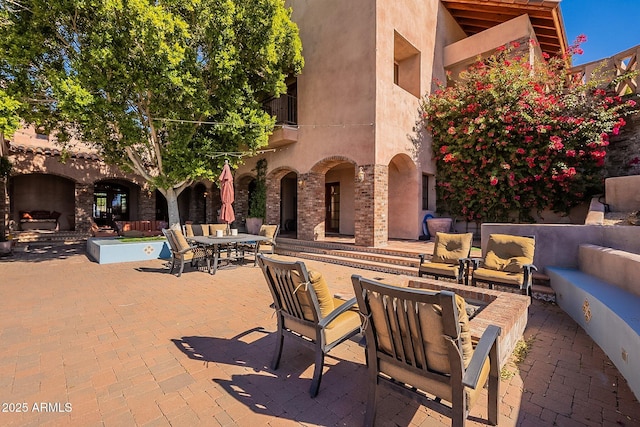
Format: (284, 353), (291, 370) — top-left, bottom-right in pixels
(219, 160), (235, 232)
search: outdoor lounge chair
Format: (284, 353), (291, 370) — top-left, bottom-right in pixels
(351, 275), (501, 427)
(418, 232), (473, 284)
(257, 224), (279, 254)
(469, 233), (537, 296)
(257, 254), (361, 397)
(162, 228), (210, 277)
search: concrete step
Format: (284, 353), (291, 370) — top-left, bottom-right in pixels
(13, 231), (88, 244)
(276, 248), (419, 276)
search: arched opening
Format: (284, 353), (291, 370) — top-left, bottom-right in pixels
(324, 162), (355, 236)
(388, 154), (419, 239)
(178, 187), (192, 223)
(10, 173), (75, 230)
(93, 180), (138, 227)
(192, 183), (207, 224)
(280, 171), (298, 237)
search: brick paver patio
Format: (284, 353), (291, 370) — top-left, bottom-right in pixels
(1, 243), (639, 426)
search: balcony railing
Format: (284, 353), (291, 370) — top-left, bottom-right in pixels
(263, 94), (297, 126)
(569, 44), (639, 96)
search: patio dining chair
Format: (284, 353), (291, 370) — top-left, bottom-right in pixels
(162, 228), (210, 277)
(468, 233), (537, 296)
(418, 232), (473, 284)
(257, 254), (361, 397)
(351, 275), (501, 427)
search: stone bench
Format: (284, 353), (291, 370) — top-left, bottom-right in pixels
(547, 244), (640, 399)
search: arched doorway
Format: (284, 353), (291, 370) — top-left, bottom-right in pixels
(280, 171), (298, 236)
(11, 173), (75, 230)
(388, 154), (419, 239)
(93, 181), (131, 227)
(324, 162), (355, 235)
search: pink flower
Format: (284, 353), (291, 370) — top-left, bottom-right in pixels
(443, 153), (455, 163)
(566, 150), (576, 157)
(490, 177), (498, 186)
(511, 41), (521, 48)
(447, 126), (456, 135)
(439, 145), (448, 154)
(524, 136), (534, 143)
(516, 148), (526, 154)
(628, 100), (637, 107)
(549, 135), (564, 150)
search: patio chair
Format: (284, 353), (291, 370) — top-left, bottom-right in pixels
(162, 228), (210, 277)
(351, 275), (501, 427)
(418, 232), (473, 284)
(257, 254), (361, 397)
(469, 233), (537, 296)
(257, 224), (280, 254)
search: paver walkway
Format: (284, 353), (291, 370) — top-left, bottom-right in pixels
(0, 243), (639, 426)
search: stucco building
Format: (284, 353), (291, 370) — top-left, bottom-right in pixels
(1, 0), (567, 245)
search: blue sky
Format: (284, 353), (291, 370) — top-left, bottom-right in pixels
(561, 0), (640, 65)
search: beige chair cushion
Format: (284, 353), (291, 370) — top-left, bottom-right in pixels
(484, 234), (534, 273)
(172, 229), (194, 261)
(419, 262), (459, 278)
(431, 232), (473, 264)
(291, 270), (335, 321)
(369, 291), (472, 373)
(209, 224), (226, 235)
(184, 224), (194, 237)
(260, 225), (278, 239)
(473, 267), (523, 285)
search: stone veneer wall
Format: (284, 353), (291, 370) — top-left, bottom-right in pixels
(75, 183), (94, 233)
(606, 110), (640, 177)
(266, 175), (281, 227)
(354, 164), (388, 247)
(297, 172), (324, 241)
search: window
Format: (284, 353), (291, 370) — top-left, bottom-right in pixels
(394, 31), (421, 97)
(422, 174), (430, 210)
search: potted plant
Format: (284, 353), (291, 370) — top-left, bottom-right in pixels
(0, 156), (12, 255)
(246, 158), (267, 234)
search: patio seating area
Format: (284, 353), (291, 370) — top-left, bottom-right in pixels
(1, 243), (639, 426)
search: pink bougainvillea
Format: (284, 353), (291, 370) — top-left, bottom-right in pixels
(422, 36), (639, 222)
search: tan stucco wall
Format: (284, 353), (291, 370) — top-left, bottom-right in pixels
(605, 175), (640, 212)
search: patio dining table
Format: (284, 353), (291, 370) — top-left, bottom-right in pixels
(188, 233), (271, 274)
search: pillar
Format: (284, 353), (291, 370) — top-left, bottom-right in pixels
(354, 164), (388, 247)
(297, 172), (324, 241)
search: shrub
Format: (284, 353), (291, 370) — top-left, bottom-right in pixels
(422, 37), (639, 222)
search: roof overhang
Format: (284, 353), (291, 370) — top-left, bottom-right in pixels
(441, 0), (568, 58)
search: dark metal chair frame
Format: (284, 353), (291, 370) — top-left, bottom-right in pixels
(352, 275), (501, 427)
(257, 254), (360, 397)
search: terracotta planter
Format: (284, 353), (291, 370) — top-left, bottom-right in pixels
(426, 218), (453, 238)
(245, 217), (263, 235)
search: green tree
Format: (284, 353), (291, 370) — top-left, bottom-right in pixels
(422, 38), (638, 223)
(0, 0), (303, 226)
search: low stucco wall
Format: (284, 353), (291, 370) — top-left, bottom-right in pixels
(481, 223), (640, 271)
(605, 176), (640, 212)
(579, 244), (640, 298)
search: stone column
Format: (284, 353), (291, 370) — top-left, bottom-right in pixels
(75, 183), (93, 233)
(266, 175), (281, 227)
(139, 185), (156, 220)
(354, 164), (388, 247)
(297, 172), (324, 241)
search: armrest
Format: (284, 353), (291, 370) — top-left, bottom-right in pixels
(523, 264), (538, 272)
(319, 297), (358, 328)
(462, 257), (482, 269)
(462, 324), (501, 389)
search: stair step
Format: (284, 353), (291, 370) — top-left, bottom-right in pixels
(532, 284), (556, 302)
(276, 249), (418, 276)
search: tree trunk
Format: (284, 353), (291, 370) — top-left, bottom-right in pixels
(164, 187), (181, 229)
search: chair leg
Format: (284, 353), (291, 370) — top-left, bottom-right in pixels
(364, 379), (378, 427)
(488, 368), (499, 425)
(309, 347), (325, 397)
(168, 257), (176, 274)
(177, 258), (186, 277)
(271, 320), (284, 370)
